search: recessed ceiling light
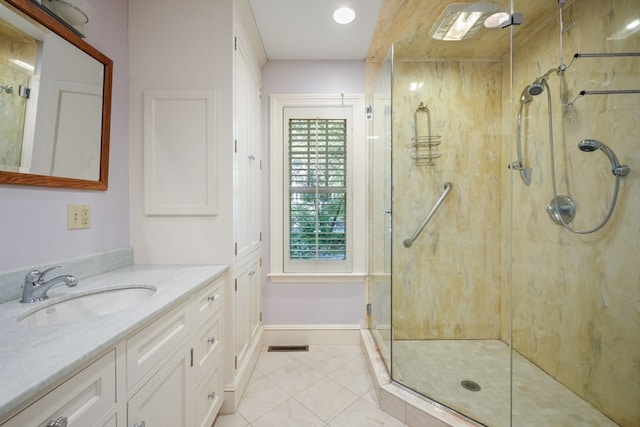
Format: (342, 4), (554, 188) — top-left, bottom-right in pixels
(333, 7), (356, 25)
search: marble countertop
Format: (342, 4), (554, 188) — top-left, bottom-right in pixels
(0, 264), (228, 420)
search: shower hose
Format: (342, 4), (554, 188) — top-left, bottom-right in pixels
(542, 79), (621, 234)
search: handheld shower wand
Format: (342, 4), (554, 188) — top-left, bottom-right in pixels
(511, 85), (534, 185)
(548, 139), (630, 234)
(577, 139), (630, 176)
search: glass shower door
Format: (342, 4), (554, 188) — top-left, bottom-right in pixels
(367, 52), (392, 368)
(389, 28), (510, 427)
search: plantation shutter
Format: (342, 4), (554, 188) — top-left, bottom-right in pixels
(288, 118), (347, 261)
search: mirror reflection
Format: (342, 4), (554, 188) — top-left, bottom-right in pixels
(0, 0), (111, 189)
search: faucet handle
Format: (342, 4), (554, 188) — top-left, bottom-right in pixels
(24, 266), (61, 285)
(23, 270), (42, 285)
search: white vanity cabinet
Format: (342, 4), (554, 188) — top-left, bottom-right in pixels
(126, 276), (224, 427)
(1, 350), (116, 427)
(0, 273), (225, 427)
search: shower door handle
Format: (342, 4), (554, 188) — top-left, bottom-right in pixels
(403, 182), (452, 248)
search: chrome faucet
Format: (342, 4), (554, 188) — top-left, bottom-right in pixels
(20, 266), (78, 303)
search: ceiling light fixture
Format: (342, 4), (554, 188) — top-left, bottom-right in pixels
(430, 2), (498, 41)
(483, 11), (510, 29)
(333, 7), (356, 25)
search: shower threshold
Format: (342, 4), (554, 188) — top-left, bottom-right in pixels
(360, 330), (481, 427)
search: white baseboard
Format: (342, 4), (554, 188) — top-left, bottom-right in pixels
(262, 324), (362, 346)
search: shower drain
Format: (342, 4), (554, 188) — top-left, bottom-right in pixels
(461, 380), (482, 392)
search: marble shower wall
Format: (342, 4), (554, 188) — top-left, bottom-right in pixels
(391, 60), (503, 340)
(0, 38), (35, 171)
(507, 0), (640, 425)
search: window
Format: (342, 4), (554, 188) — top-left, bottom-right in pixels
(269, 95), (366, 281)
(288, 118), (347, 262)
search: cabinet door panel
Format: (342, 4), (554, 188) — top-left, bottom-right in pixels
(249, 257), (261, 341)
(127, 345), (192, 427)
(94, 412), (117, 427)
(194, 361), (223, 427)
(234, 34), (262, 260)
(234, 254), (261, 371)
(234, 268), (250, 369)
(2, 351), (116, 427)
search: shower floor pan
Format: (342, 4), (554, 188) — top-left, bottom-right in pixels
(391, 339), (617, 427)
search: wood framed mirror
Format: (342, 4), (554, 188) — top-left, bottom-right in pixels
(0, 0), (112, 190)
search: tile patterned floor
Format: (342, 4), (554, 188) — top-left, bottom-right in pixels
(213, 345), (408, 427)
(214, 340), (618, 427)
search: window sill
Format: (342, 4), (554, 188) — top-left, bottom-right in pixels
(267, 273), (366, 284)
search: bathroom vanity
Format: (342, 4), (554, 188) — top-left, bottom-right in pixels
(0, 264), (227, 427)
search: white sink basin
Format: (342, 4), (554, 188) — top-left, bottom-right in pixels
(17, 285), (156, 327)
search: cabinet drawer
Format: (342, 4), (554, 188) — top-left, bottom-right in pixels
(126, 301), (190, 390)
(194, 358), (223, 427)
(2, 350), (116, 427)
(193, 310), (222, 377)
(192, 277), (223, 327)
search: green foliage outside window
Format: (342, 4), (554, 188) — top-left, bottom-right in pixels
(288, 118), (347, 260)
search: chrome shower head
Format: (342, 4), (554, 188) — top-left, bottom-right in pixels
(528, 81), (545, 96)
(577, 139), (599, 152)
(578, 139), (630, 176)
(527, 67), (562, 96)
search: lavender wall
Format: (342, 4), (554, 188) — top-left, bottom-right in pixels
(261, 60), (366, 325)
(0, 0), (129, 272)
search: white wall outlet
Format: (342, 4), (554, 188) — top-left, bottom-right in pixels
(68, 204), (91, 229)
(81, 204), (91, 227)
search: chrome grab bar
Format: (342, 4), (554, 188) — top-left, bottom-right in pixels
(403, 182), (452, 248)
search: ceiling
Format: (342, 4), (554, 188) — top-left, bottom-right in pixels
(247, 1), (557, 60)
(247, 0), (564, 88)
(248, 0), (383, 60)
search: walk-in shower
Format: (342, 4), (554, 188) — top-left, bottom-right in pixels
(367, 0), (639, 426)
